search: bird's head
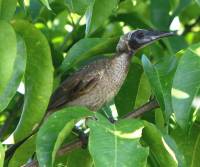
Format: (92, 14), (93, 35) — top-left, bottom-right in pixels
(116, 29), (175, 55)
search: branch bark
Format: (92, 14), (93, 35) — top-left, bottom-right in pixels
(24, 99), (159, 167)
(23, 139), (83, 167)
(123, 99), (159, 119)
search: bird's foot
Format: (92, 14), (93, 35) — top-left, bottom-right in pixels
(108, 116), (116, 124)
(73, 127), (88, 149)
(79, 132), (89, 149)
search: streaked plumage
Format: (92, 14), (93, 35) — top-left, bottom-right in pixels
(48, 29), (175, 113)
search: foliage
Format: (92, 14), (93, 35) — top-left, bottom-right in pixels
(0, 0), (200, 166)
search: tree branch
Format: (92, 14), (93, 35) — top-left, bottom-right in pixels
(123, 99), (159, 119)
(23, 139), (83, 167)
(24, 99), (159, 167)
(57, 139), (83, 156)
(183, 16), (200, 35)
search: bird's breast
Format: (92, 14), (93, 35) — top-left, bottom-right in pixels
(67, 53), (130, 111)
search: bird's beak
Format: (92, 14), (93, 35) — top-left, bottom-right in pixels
(143, 30), (176, 46)
(128, 30), (176, 52)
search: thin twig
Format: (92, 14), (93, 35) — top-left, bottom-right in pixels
(24, 99), (159, 167)
(59, 16), (82, 52)
(57, 139), (83, 156)
(66, 7), (75, 27)
(23, 139), (82, 167)
(123, 99), (159, 119)
(183, 16), (200, 35)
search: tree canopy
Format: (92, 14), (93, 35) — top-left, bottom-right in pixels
(0, 0), (200, 167)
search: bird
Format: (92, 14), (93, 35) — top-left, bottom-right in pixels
(47, 29), (175, 113)
(5, 29), (175, 158)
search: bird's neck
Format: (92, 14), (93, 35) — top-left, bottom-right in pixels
(112, 51), (133, 66)
(110, 52), (132, 77)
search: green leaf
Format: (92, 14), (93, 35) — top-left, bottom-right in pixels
(65, 0), (91, 15)
(110, 13), (150, 29)
(142, 121), (181, 167)
(172, 124), (200, 167)
(171, 0), (192, 19)
(87, 113), (149, 167)
(172, 43), (200, 130)
(154, 56), (178, 118)
(8, 135), (36, 167)
(142, 55), (177, 120)
(59, 37), (119, 74)
(0, 142), (4, 167)
(168, 36), (188, 53)
(134, 73), (152, 108)
(163, 134), (186, 167)
(0, 35), (26, 112)
(40, 0), (52, 10)
(6, 20), (54, 143)
(196, 0), (200, 6)
(0, 0), (17, 20)
(55, 149), (93, 167)
(150, 0), (170, 29)
(115, 62), (143, 117)
(85, 0), (118, 35)
(36, 107), (93, 167)
(142, 55), (165, 110)
(0, 20), (17, 96)
(54, 133), (93, 167)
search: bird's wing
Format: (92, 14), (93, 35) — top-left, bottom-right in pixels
(47, 63), (105, 111)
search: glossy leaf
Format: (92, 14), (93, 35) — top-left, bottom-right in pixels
(0, 0), (17, 20)
(54, 133), (93, 166)
(59, 37), (119, 74)
(85, 0), (118, 35)
(7, 20), (54, 143)
(9, 135), (36, 167)
(196, 0), (200, 6)
(163, 134), (186, 167)
(0, 35), (26, 112)
(110, 13), (150, 29)
(154, 56), (178, 118)
(29, 0), (43, 20)
(142, 121), (181, 167)
(168, 36), (188, 53)
(55, 149), (93, 167)
(0, 21), (17, 97)
(172, 124), (200, 167)
(142, 55), (177, 120)
(0, 142), (4, 167)
(66, 0), (91, 15)
(115, 62), (143, 117)
(36, 107), (93, 167)
(134, 73), (152, 108)
(172, 43), (200, 130)
(150, 0), (170, 29)
(40, 0), (52, 10)
(87, 113), (149, 167)
(142, 55), (164, 110)
(171, 0), (191, 19)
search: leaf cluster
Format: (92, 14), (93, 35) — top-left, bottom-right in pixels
(0, 0), (200, 167)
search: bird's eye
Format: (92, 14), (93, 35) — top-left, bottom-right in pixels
(137, 32), (144, 39)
